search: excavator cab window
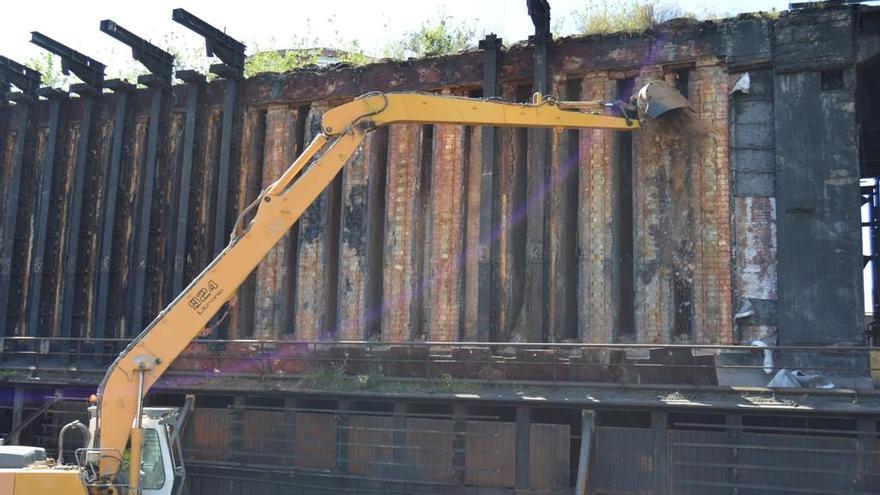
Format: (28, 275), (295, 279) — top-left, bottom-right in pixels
(141, 429), (167, 490)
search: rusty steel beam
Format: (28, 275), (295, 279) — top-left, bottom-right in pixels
(515, 406), (531, 489)
(0, 101), (32, 337)
(478, 34), (501, 342)
(0, 56), (41, 98)
(94, 82), (134, 340)
(59, 87), (97, 340)
(100, 20), (174, 85)
(526, 29), (551, 342)
(172, 8), (245, 76)
(25, 91), (65, 337)
(208, 76), (240, 340)
(172, 71), (205, 297)
(129, 87), (164, 335)
(30, 32), (104, 89)
(211, 77), (238, 258)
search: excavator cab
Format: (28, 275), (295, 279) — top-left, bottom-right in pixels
(82, 398), (192, 495)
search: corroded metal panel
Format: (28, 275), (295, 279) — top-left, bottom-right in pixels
(382, 124), (423, 342)
(336, 122), (372, 340)
(0, 10), (854, 346)
(231, 107), (266, 339)
(254, 104), (299, 339)
(426, 122), (467, 342)
(295, 103), (340, 341)
(462, 127), (482, 341)
(590, 426), (654, 494)
(577, 74), (616, 344)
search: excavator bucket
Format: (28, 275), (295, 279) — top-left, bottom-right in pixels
(635, 80), (692, 119)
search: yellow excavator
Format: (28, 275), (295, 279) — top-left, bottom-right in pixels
(0, 83), (688, 494)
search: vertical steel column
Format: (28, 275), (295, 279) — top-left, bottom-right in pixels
(725, 413), (742, 491)
(392, 402), (406, 480)
(515, 406), (531, 489)
(172, 72), (204, 297)
(282, 398), (297, 467)
(575, 410), (594, 494)
(452, 403), (467, 486)
(94, 81), (134, 340)
(25, 90), (65, 337)
(527, 20), (551, 342)
(336, 399), (351, 474)
(0, 101), (31, 337)
(10, 387), (24, 445)
(59, 87), (97, 340)
(478, 34), (501, 342)
(651, 411), (669, 495)
(129, 86), (164, 335)
(857, 417), (874, 491)
(212, 77), (238, 258)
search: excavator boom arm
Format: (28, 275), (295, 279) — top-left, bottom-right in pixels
(94, 92), (639, 477)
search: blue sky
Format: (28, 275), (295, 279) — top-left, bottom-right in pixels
(1, 0), (794, 78)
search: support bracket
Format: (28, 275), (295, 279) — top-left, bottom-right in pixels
(30, 32), (104, 89)
(0, 55), (41, 97)
(172, 8), (245, 77)
(100, 20), (175, 86)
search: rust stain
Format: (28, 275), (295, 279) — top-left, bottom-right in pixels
(462, 127), (482, 340)
(426, 123), (466, 342)
(254, 104), (298, 339)
(336, 122), (371, 340)
(295, 102), (336, 341)
(382, 124), (421, 342)
(578, 74), (615, 344)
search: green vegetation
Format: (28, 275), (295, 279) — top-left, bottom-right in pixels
(384, 15), (482, 59)
(245, 48), (321, 77)
(26, 52), (69, 88)
(23, 4), (723, 86)
(571, 0), (692, 35)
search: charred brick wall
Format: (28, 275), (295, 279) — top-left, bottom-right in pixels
(0, 7), (871, 345)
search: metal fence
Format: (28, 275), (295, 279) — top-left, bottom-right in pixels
(183, 403), (571, 493)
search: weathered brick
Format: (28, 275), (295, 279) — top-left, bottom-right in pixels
(382, 124), (422, 341)
(425, 123), (467, 342)
(578, 73), (616, 344)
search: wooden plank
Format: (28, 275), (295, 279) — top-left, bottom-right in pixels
(405, 417), (454, 483)
(348, 414), (394, 477)
(189, 408), (232, 462)
(240, 409), (285, 465)
(465, 420), (515, 487)
(294, 412), (336, 470)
